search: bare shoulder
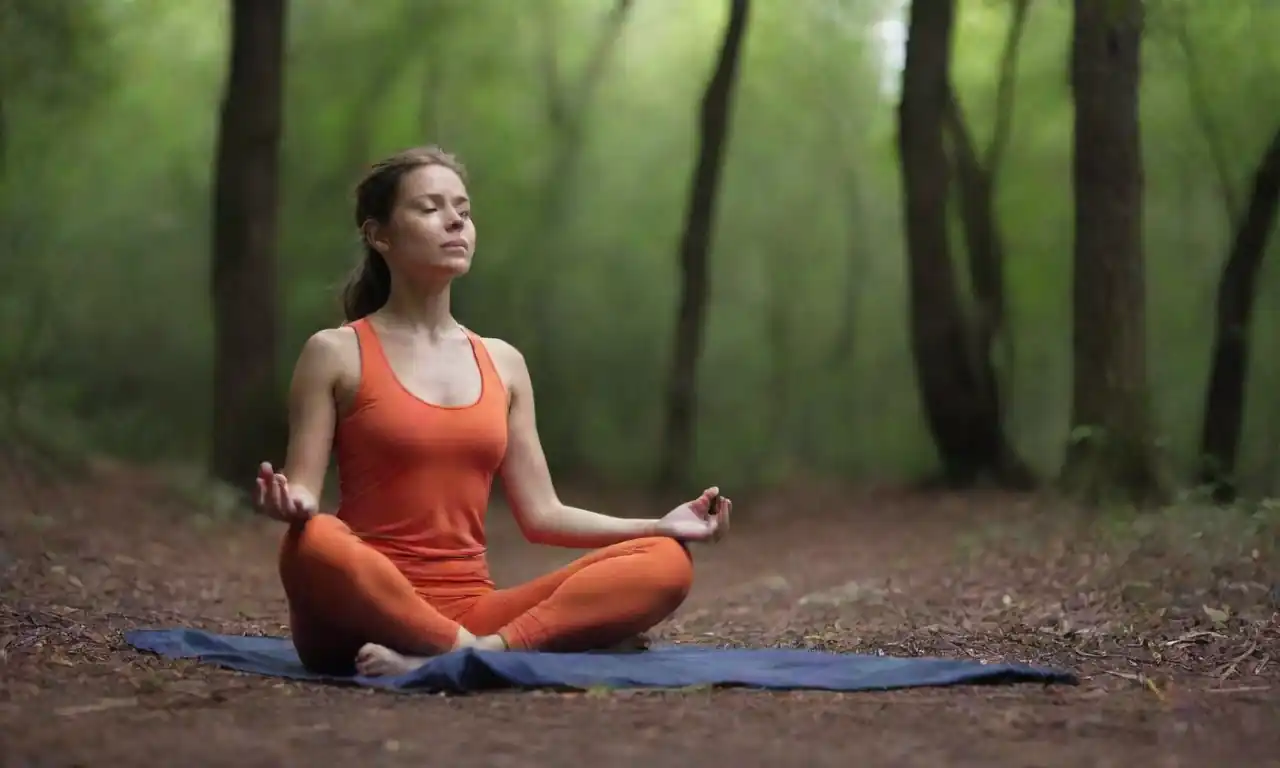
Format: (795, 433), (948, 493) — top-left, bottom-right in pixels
(302, 326), (358, 366)
(294, 326), (360, 388)
(479, 335), (530, 390)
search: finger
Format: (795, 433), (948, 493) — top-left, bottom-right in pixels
(708, 494), (726, 523)
(272, 476), (290, 512)
(255, 477), (267, 510)
(693, 487), (719, 516)
(712, 498), (730, 541)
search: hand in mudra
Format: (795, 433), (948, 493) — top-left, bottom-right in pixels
(254, 462), (318, 523)
(655, 487), (732, 543)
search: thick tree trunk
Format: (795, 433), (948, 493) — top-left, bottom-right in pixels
(1061, 0), (1162, 503)
(655, 0), (750, 490)
(210, 0), (288, 490)
(898, 0), (1024, 488)
(1198, 125), (1280, 501)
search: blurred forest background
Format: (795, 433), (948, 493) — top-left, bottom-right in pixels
(2, 0), (1279, 506)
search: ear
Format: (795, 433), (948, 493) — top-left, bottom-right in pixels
(361, 219), (391, 254)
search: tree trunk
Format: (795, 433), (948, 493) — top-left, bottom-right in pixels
(527, 0), (633, 475)
(942, 0), (1029, 392)
(898, 0), (1024, 488)
(828, 160), (866, 367)
(1061, 0), (1162, 503)
(934, 0), (1034, 487)
(655, 0), (750, 490)
(943, 96), (1007, 390)
(1198, 124), (1280, 501)
(210, 0), (288, 491)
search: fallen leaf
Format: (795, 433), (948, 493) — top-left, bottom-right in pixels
(1202, 605), (1230, 624)
(54, 697), (139, 717)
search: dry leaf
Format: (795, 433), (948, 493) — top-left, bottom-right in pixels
(1202, 605), (1230, 624)
(55, 697), (139, 717)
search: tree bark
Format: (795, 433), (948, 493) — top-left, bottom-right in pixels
(210, 0), (288, 490)
(1198, 124), (1280, 501)
(942, 0), (1029, 389)
(1061, 0), (1162, 503)
(943, 95), (1007, 393)
(528, 0), (634, 474)
(898, 0), (1025, 488)
(655, 0), (750, 490)
(935, 0), (1034, 487)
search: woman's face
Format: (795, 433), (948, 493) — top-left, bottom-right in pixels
(370, 163), (476, 280)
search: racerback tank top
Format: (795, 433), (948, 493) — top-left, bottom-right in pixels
(333, 317), (509, 587)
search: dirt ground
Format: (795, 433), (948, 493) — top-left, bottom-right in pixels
(2, 459), (1278, 767)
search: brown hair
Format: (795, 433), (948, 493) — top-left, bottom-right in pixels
(341, 145), (469, 321)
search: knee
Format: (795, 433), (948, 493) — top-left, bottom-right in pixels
(636, 536), (695, 605)
(281, 514), (349, 564)
(279, 514), (357, 593)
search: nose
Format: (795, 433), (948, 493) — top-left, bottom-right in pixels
(444, 210), (464, 232)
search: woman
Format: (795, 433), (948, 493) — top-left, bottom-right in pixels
(253, 146), (732, 678)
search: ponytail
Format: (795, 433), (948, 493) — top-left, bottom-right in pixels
(341, 246), (391, 321)
(342, 145), (468, 322)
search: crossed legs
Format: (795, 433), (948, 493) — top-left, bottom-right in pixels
(278, 515), (694, 676)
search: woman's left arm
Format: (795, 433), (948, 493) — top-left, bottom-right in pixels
(491, 339), (662, 548)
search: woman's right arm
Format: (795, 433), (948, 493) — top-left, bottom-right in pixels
(276, 329), (349, 504)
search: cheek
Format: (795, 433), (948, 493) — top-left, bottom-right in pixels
(395, 215), (438, 241)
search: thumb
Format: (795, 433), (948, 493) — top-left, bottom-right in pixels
(692, 486), (719, 513)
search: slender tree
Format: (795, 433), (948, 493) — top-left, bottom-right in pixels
(656, 0), (751, 490)
(1198, 125), (1280, 501)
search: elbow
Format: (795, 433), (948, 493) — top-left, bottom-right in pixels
(514, 502), (563, 545)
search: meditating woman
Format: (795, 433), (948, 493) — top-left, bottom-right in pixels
(252, 146), (732, 677)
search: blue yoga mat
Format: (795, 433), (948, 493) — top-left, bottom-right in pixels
(125, 628), (1077, 694)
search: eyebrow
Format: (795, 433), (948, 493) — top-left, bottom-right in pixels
(411, 192), (469, 205)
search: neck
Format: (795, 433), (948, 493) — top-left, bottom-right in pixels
(382, 278), (458, 337)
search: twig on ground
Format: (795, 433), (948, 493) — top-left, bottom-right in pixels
(1215, 641), (1259, 680)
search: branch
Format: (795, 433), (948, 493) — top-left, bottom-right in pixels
(538, 0), (569, 129)
(1174, 14), (1239, 225)
(541, 0), (635, 132)
(984, 0), (1031, 180)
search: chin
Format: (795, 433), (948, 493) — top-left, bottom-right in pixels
(417, 257), (471, 281)
(441, 256), (472, 276)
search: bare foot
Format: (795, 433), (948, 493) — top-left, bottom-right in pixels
(468, 634), (509, 652)
(355, 643), (430, 677)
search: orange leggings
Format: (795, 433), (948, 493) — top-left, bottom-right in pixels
(278, 515), (694, 674)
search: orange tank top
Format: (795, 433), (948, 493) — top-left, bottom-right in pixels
(333, 318), (509, 587)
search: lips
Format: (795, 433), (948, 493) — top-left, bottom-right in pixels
(441, 240), (469, 250)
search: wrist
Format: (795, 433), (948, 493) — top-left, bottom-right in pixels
(640, 518), (665, 537)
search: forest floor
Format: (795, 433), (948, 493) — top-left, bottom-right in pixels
(2, 454), (1279, 767)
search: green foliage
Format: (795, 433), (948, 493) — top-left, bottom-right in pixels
(0, 0), (1278, 495)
